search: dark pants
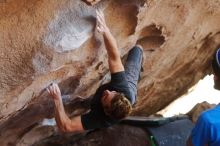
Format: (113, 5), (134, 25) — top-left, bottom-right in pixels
(125, 46), (143, 104)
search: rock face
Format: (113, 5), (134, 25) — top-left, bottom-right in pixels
(0, 0), (220, 145)
(82, 0), (102, 6)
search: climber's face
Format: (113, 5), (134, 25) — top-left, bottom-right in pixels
(213, 74), (220, 90)
(101, 90), (117, 108)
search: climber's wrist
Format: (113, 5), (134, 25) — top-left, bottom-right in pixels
(103, 28), (111, 36)
(52, 94), (62, 101)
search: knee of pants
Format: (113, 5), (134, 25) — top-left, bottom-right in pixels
(129, 46), (143, 55)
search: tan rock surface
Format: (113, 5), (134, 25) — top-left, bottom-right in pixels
(0, 0), (220, 145)
(82, 0), (102, 6)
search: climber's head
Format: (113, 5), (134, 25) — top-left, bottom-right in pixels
(101, 90), (132, 119)
(212, 48), (220, 90)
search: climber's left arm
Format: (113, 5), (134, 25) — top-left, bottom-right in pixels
(47, 83), (84, 133)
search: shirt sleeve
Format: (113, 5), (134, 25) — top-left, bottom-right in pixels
(81, 110), (113, 130)
(191, 113), (210, 146)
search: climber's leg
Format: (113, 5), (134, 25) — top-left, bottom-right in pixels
(124, 45), (143, 104)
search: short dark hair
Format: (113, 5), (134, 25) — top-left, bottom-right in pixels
(103, 93), (132, 120)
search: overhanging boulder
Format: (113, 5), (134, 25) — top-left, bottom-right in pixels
(0, 0), (220, 145)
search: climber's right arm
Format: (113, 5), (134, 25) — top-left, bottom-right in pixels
(96, 9), (124, 73)
(47, 83), (84, 133)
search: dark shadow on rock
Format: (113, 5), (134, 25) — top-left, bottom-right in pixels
(32, 125), (150, 146)
(59, 76), (81, 96)
(137, 24), (165, 50)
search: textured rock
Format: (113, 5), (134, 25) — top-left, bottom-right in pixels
(0, 0), (220, 145)
(132, 0), (220, 115)
(82, 0), (102, 6)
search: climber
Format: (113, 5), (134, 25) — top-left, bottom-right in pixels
(47, 9), (144, 132)
(186, 48), (220, 146)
